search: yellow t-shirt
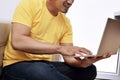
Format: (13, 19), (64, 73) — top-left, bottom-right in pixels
(3, 0), (73, 67)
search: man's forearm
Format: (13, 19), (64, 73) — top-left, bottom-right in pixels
(12, 35), (61, 54)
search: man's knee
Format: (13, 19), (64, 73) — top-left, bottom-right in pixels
(85, 64), (97, 80)
(74, 64), (97, 80)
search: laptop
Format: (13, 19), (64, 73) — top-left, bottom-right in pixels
(66, 18), (120, 57)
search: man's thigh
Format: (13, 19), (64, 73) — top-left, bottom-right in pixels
(2, 61), (71, 80)
(3, 61), (97, 80)
(49, 62), (97, 80)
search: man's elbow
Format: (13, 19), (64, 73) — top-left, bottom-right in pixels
(11, 40), (22, 50)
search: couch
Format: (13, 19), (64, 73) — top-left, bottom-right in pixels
(0, 22), (11, 78)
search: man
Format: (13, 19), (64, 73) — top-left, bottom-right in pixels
(2, 0), (111, 80)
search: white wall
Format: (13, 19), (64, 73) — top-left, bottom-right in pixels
(66, 0), (120, 74)
(0, 0), (20, 22)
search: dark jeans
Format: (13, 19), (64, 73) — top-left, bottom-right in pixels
(2, 60), (97, 80)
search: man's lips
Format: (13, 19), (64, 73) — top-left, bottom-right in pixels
(63, 2), (71, 9)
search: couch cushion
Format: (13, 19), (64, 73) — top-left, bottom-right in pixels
(0, 23), (11, 66)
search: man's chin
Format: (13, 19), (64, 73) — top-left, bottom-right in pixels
(62, 9), (68, 13)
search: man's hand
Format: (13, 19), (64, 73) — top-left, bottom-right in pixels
(77, 53), (111, 67)
(63, 52), (111, 68)
(57, 46), (92, 56)
(59, 44), (111, 68)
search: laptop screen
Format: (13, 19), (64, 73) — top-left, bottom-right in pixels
(97, 18), (120, 56)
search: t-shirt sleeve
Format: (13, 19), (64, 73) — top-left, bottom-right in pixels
(60, 19), (73, 43)
(12, 0), (35, 28)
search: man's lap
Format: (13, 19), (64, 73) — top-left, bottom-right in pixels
(2, 60), (97, 80)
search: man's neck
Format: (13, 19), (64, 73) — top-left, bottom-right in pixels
(46, 0), (58, 16)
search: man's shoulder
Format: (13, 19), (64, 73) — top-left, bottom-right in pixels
(20, 0), (45, 6)
(18, 0), (45, 11)
(59, 13), (70, 22)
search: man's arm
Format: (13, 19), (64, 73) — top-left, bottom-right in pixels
(11, 23), (87, 56)
(11, 23), (61, 54)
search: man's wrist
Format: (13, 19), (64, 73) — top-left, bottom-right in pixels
(56, 45), (62, 54)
